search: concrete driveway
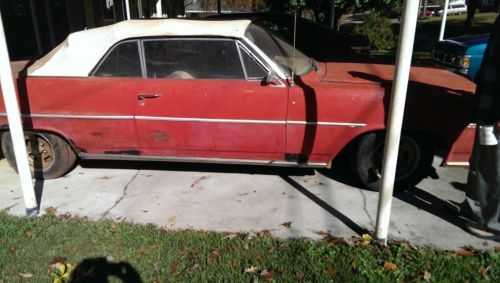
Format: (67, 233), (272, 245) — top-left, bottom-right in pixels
(0, 156), (496, 250)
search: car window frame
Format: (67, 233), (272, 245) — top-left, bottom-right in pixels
(90, 39), (145, 78)
(236, 41), (270, 81)
(139, 37), (247, 81)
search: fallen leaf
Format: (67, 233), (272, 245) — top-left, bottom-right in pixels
(24, 230), (32, 239)
(187, 264), (199, 272)
(238, 192), (249, 196)
(170, 261), (178, 274)
(260, 269), (276, 279)
(142, 210), (148, 213)
(111, 224), (118, 233)
(324, 234), (347, 245)
(115, 240), (122, 248)
(281, 222), (292, 228)
(8, 246), (15, 255)
(455, 249), (474, 257)
(482, 241), (489, 246)
(44, 207), (57, 216)
(48, 256), (67, 267)
(18, 273), (33, 278)
(255, 254), (261, 260)
(325, 268), (336, 276)
(495, 246), (500, 252)
(99, 176), (112, 180)
(423, 270), (432, 281)
(478, 266), (486, 274)
(230, 260), (238, 270)
(361, 234), (373, 245)
(245, 266), (258, 273)
(383, 262), (398, 271)
(296, 271), (305, 280)
(189, 252), (199, 260)
(223, 233), (238, 240)
(210, 248), (220, 260)
(59, 212), (72, 219)
(315, 230), (328, 236)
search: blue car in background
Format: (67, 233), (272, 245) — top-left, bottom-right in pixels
(432, 34), (489, 81)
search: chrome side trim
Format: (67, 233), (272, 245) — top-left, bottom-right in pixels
(287, 121), (367, 127)
(135, 116), (286, 124)
(445, 161), (470, 167)
(18, 114), (134, 120)
(0, 113), (367, 127)
(79, 153), (328, 168)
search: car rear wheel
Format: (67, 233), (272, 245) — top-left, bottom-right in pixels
(351, 132), (434, 192)
(1, 131), (76, 179)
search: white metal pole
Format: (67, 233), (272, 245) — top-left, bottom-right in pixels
(137, 0), (143, 18)
(374, 0), (420, 244)
(155, 0), (162, 17)
(0, 13), (38, 216)
(439, 0), (450, 41)
(125, 0), (131, 20)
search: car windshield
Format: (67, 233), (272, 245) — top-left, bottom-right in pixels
(244, 23), (313, 77)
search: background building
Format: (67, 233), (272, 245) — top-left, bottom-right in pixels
(0, 0), (187, 60)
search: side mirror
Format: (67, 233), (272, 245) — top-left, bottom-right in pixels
(263, 72), (281, 85)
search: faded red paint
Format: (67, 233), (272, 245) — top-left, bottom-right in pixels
(0, 61), (475, 165)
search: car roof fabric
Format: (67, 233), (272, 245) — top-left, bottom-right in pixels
(28, 19), (251, 77)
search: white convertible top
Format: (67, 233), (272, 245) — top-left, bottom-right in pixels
(28, 19), (252, 77)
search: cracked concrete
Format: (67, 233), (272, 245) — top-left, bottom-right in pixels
(359, 189), (375, 229)
(0, 157), (497, 250)
(102, 171), (140, 217)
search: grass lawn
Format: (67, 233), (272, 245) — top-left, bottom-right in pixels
(1, 212), (499, 282)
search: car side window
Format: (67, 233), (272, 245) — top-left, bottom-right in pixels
(93, 41), (142, 77)
(239, 46), (268, 80)
(142, 39), (244, 80)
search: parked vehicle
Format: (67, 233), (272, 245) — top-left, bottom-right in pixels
(208, 13), (371, 62)
(420, 5), (441, 16)
(432, 34), (489, 80)
(438, 3), (468, 16)
(0, 19), (475, 191)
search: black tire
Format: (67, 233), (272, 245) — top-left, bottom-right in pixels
(351, 132), (434, 192)
(1, 131), (76, 179)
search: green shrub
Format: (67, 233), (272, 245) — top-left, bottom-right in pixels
(354, 13), (395, 51)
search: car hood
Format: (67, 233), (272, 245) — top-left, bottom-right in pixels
(446, 34), (489, 48)
(320, 62), (476, 94)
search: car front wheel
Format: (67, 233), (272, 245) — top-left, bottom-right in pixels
(1, 131), (76, 179)
(351, 132), (434, 192)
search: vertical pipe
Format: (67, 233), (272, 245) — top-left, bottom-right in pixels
(137, 0), (143, 18)
(217, 0), (222, 14)
(156, 0), (162, 17)
(330, 2), (335, 29)
(29, 0), (43, 56)
(125, 0), (131, 20)
(439, 0), (450, 41)
(374, 0), (420, 244)
(0, 14), (37, 216)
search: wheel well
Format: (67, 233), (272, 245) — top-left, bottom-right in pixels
(335, 129), (449, 163)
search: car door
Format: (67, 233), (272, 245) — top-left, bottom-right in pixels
(134, 38), (288, 161)
(42, 39), (143, 154)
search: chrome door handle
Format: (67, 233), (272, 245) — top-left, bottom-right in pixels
(138, 94), (161, 100)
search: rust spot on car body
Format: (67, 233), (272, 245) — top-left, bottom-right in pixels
(153, 132), (171, 142)
(90, 132), (104, 138)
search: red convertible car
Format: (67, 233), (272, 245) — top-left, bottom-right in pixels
(0, 19), (475, 191)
